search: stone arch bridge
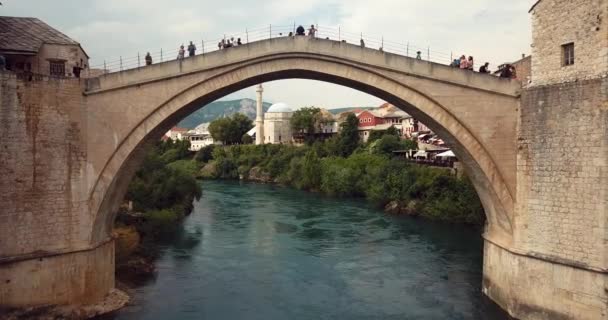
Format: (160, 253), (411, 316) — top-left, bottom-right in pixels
(0, 37), (605, 320)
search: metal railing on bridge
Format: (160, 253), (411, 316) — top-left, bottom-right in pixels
(87, 24), (486, 75)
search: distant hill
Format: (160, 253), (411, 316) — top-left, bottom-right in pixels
(177, 100), (379, 129)
(177, 99), (272, 129)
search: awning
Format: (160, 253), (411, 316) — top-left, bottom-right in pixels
(436, 150), (456, 158)
(413, 150), (427, 157)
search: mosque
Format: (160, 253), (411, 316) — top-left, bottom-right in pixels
(253, 84), (295, 144)
(250, 83), (339, 144)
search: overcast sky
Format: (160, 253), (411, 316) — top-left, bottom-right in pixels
(2, 0), (533, 109)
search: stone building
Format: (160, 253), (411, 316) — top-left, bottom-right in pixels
(482, 1), (608, 319)
(183, 123), (216, 151)
(529, 0), (608, 85)
(0, 17), (89, 77)
(163, 127), (188, 141)
(356, 103), (427, 141)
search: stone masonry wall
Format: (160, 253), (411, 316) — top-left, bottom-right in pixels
(530, 0), (608, 86)
(0, 72), (91, 258)
(516, 78), (607, 270)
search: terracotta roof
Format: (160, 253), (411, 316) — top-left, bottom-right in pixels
(170, 127), (188, 132)
(0, 16), (83, 55)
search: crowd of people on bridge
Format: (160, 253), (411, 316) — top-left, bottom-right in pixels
(449, 55), (517, 79)
(133, 25), (519, 82)
(218, 37), (243, 50)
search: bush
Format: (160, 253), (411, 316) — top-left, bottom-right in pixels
(168, 159), (199, 176)
(126, 142), (202, 221)
(195, 145), (216, 163)
(141, 209), (180, 235)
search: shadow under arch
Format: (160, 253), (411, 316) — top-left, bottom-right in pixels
(89, 57), (515, 250)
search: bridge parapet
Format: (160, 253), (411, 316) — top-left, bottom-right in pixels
(85, 37), (521, 97)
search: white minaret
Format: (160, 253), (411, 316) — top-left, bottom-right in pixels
(255, 84), (264, 145)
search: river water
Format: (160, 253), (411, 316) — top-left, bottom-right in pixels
(108, 180), (509, 320)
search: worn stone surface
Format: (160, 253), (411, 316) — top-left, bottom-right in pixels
(517, 78), (607, 270)
(0, 73), (91, 258)
(483, 241), (607, 320)
(0, 240), (115, 307)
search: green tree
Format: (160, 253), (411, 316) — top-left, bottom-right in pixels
(232, 113), (254, 141)
(367, 130), (384, 144)
(194, 145), (216, 163)
(291, 107), (320, 134)
(336, 113), (360, 157)
(401, 138), (418, 151)
(208, 113), (253, 145)
(368, 125), (400, 144)
(385, 125), (399, 137)
(373, 135), (402, 156)
(291, 107), (334, 143)
(126, 145), (202, 215)
(241, 133), (253, 144)
(208, 117), (232, 144)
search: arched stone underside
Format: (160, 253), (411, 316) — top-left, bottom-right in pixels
(85, 53), (519, 251)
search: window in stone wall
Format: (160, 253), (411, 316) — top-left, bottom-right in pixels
(562, 43), (575, 66)
(49, 60), (66, 76)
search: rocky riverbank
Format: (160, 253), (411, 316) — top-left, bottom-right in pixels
(114, 224), (157, 282)
(1, 290), (129, 320)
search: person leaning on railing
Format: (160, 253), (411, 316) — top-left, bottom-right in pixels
(145, 52), (152, 65)
(296, 25), (305, 36)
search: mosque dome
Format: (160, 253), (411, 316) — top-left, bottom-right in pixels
(266, 102), (293, 113)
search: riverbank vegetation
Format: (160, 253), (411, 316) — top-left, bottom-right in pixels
(114, 139), (202, 279)
(115, 113), (485, 281)
(124, 139), (202, 234)
(196, 114), (484, 225)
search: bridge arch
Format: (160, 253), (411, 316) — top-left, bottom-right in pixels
(86, 51), (517, 250)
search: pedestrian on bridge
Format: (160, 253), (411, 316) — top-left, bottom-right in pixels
(459, 55), (467, 69)
(499, 64), (513, 78)
(360, 39), (365, 48)
(479, 62), (490, 73)
(296, 25), (305, 36)
(416, 51), (422, 60)
(145, 52), (152, 65)
(187, 41), (196, 57)
(177, 45), (185, 60)
(308, 24), (317, 37)
(467, 56), (474, 71)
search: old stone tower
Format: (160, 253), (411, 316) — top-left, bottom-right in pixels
(481, 0), (608, 319)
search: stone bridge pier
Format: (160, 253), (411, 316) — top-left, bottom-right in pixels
(1, 1), (608, 318)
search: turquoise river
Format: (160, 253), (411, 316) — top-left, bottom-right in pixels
(106, 180), (510, 319)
